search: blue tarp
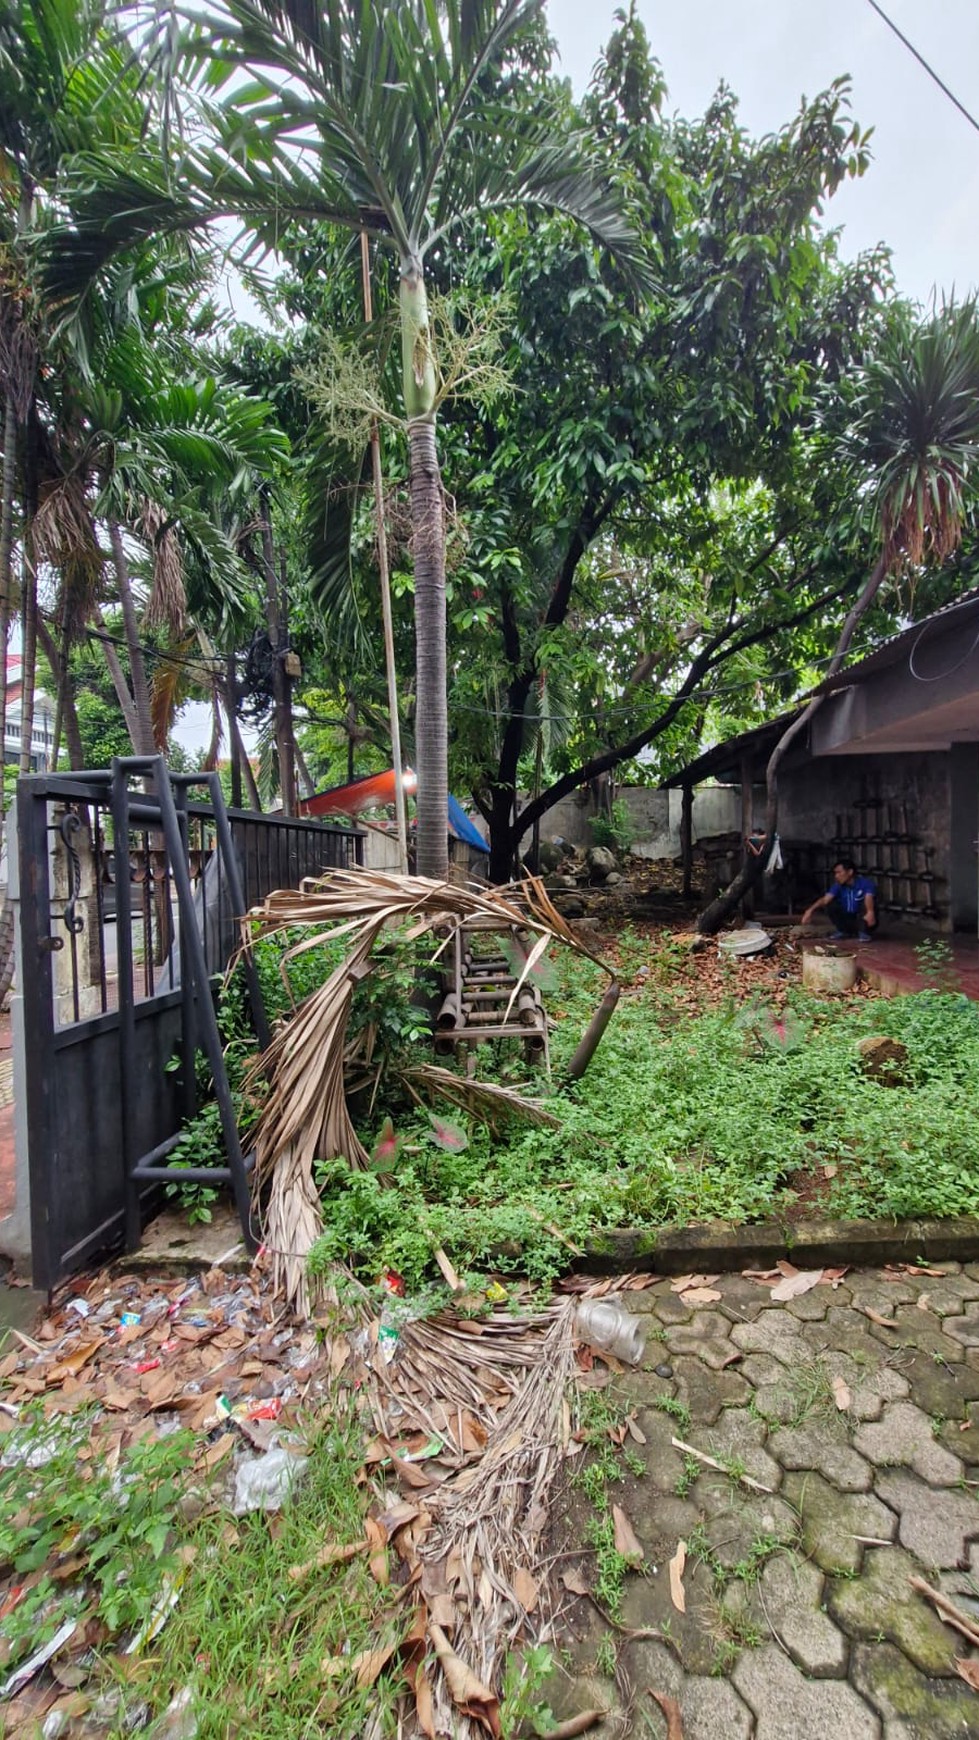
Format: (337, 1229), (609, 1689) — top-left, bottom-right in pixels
(448, 793), (489, 852)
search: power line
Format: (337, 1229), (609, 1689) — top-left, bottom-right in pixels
(863, 0), (979, 137)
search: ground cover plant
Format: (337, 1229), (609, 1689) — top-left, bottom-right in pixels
(175, 924), (979, 1290)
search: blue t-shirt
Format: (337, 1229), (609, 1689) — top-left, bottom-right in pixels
(826, 874), (876, 914)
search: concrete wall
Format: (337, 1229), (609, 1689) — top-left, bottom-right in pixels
(776, 750), (953, 927)
(528, 783), (740, 859)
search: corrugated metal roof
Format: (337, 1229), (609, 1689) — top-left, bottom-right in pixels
(661, 585), (979, 786)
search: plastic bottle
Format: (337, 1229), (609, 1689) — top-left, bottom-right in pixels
(574, 1297), (646, 1364)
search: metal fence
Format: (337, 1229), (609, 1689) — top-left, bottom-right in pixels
(16, 765), (363, 1292)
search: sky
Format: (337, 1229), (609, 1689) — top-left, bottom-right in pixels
(548, 0), (979, 308)
(175, 0), (979, 756)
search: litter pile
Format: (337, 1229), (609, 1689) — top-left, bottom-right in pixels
(0, 1258), (658, 1739)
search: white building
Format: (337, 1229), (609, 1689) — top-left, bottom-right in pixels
(4, 656), (57, 771)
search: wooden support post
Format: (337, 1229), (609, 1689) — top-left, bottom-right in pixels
(740, 753), (754, 919)
(680, 783), (693, 899)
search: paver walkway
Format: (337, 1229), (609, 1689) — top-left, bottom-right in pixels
(552, 1264), (979, 1739)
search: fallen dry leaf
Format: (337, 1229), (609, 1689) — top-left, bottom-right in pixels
(364, 1516), (390, 1588)
(679, 1287), (722, 1306)
(822, 1163), (838, 1179)
(863, 1309), (898, 1329)
(669, 1541), (687, 1614)
(954, 1658), (979, 1693)
(670, 1274), (720, 1293)
(512, 1568), (539, 1614)
(770, 1269), (824, 1302)
(649, 1688), (684, 1739)
(917, 1294), (932, 1314)
(831, 1376), (852, 1411)
(626, 1414), (647, 1445)
(560, 1568), (590, 1597)
(289, 1541), (366, 1582)
(47, 1339), (103, 1383)
(611, 1505), (644, 1565)
(428, 1622), (501, 1738)
(322, 1642), (397, 1688)
(821, 1267), (850, 1287)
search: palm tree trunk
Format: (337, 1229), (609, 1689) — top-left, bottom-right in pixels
(408, 416), (448, 879)
(37, 616), (84, 770)
(697, 552), (892, 934)
(93, 602), (141, 751)
(17, 520), (37, 775)
(0, 394), (18, 832)
(400, 258), (446, 881)
(259, 490), (295, 815)
(109, 519), (155, 757)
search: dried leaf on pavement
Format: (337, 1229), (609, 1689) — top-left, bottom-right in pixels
(770, 1269), (823, 1302)
(831, 1376), (852, 1411)
(669, 1541), (687, 1613)
(680, 1287), (722, 1305)
(649, 1688), (684, 1738)
(863, 1308), (898, 1328)
(954, 1658), (979, 1693)
(512, 1568), (539, 1613)
(611, 1505), (644, 1565)
(560, 1568), (590, 1597)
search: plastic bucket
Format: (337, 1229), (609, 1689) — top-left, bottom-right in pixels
(802, 949), (857, 995)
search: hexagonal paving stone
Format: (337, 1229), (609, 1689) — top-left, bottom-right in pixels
(847, 1272), (918, 1307)
(943, 1305), (979, 1349)
(693, 1485), (799, 1572)
(769, 1420), (874, 1491)
(784, 1289), (830, 1321)
(854, 1403), (964, 1487)
(893, 1351), (979, 1423)
(806, 1305), (899, 1368)
(630, 1640), (754, 1740)
(619, 1553), (721, 1676)
(671, 1356), (750, 1425)
(817, 1349), (910, 1422)
(827, 1546), (963, 1676)
(782, 1470), (897, 1575)
(739, 1352), (787, 1388)
(665, 1309), (736, 1371)
(628, 1408), (688, 1494)
(732, 1642), (881, 1739)
(701, 1407), (783, 1490)
(757, 1554), (847, 1675)
(732, 1312), (811, 1367)
(752, 1379), (802, 1425)
(654, 1291), (697, 1326)
(713, 1275), (773, 1324)
(940, 1408), (979, 1467)
(873, 1307), (965, 1366)
(874, 1468), (979, 1570)
(912, 1285), (968, 1318)
(850, 1641), (979, 1739)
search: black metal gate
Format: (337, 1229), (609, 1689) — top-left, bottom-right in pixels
(17, 764), (363, 1293)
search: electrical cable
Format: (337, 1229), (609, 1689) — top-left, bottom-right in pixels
(907, 613), (979, 682)
(863, 0), (979, 138)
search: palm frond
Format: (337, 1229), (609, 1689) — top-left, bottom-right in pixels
(404, 1062), (559, 1130)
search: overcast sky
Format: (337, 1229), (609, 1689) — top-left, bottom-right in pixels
(549, 0), (979, 308)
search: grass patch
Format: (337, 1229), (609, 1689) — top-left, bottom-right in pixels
(0, 1404), (405, 1739)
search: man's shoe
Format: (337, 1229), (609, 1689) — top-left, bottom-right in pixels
(857, 931), (872, 943)
(829, 930), (846, 940)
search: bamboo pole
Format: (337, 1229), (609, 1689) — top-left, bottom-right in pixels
(360, 230), (409, 874)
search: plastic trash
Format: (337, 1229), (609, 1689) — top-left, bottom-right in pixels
(574, 1298), (647, 1365)
(65, 1298), (90, 1319)
(232, 1446), (308, 1515)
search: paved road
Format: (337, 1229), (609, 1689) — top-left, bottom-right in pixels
(555, 1264), (979, 1739)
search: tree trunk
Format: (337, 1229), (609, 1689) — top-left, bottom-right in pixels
(400, 258), (446, 881)
(259, 491), (295, 815)
(226, 652), (242, 808)
(37, 616), (84, 770)
(408, 416), (447, 879)
(697, 552), (892, 934)
(93, 603), (141, 751)
(17, 520), (37, 775)
(109, 520), (155, 756)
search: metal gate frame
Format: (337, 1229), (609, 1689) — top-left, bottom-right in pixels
(15, 765), (363, 1294)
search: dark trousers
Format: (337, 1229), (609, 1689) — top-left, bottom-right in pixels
(827, 897), (877, 937)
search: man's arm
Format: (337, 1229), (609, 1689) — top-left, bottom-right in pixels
(864, 890), (876, 927)
(801, 892), (834, 924)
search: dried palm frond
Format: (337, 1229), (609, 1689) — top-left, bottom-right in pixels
(242, 868), (614, 1312)
(404, 1063), (560, 1131)
(141, 499), (187, 632)
(364, 1300), (578, 1738)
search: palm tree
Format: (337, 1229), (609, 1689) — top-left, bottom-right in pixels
(698, 301), (979, 933)
(47, 0), (650, 875)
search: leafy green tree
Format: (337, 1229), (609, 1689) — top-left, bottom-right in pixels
(46, 0), (649, 875)
(698, 299), (979, 931)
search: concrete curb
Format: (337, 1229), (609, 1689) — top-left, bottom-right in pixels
(579, 1215), (979, 1275)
